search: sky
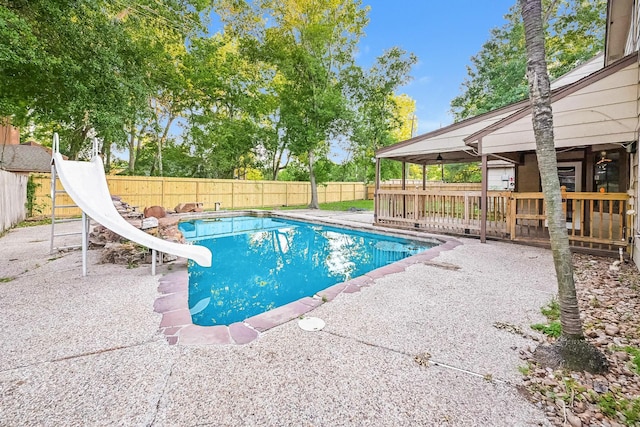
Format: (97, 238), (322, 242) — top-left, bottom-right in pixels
(357, 0), (517, 135)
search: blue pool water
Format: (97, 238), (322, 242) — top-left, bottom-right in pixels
(179, 216), (436, 326)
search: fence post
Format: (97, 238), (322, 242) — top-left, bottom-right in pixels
(232, 181), (235, 209)
(161, 178), (166, 208)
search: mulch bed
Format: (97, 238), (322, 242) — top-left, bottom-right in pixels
(520, 253), (640, 427)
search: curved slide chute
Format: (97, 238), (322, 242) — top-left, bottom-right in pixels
(51, 147), (212, 269)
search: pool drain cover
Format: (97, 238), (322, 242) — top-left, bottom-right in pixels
(298, 317), (325, 332)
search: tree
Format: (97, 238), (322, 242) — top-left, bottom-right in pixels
(452, 0), (606, 121)
(215, 0), (369, 208)
(347, 49), (417, 183)
(520, 0), (607, 373)
(0, 0), (208, 159)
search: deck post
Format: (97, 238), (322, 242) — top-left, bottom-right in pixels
(422, 165), (426, 190)
(402, 161), (406, 218)
(374, 158), (381, 222)
(480, 147), (488, 243)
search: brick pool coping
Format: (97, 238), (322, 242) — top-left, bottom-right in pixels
(155, 237), (462, 346)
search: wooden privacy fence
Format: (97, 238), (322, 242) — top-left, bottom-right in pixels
(366, 182), (480, 199)
(375, 188), (632, 251)
(0, 170), (27, 232)
(30, 174), (367, 218)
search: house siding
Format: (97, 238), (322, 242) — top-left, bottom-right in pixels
(482, 62), (639, 154)
(633, 0), (640, 266)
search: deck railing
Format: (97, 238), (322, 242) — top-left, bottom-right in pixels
(375, 190), (511, 237)
(510, 191), (630, 249)
(375, 189), (631, 251)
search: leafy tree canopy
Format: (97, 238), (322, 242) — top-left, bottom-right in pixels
(450, 0), (606, 121)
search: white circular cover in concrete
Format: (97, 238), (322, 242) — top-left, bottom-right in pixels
(298, 317), (325, 332)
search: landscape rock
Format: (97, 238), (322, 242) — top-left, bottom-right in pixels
(174, 202), (204, 213)
(144, 205), (167, 219)
(90, 196), (187, 264)
(520, 253), (640, 427)
(141, 216), (159, 230)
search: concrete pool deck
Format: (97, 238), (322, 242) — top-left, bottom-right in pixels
(0, 211), (556, 426)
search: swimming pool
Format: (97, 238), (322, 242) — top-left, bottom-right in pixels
(179, 216), (436, 326)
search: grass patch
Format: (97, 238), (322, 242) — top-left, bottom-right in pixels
(531, 321), (562, 338)
(540, 298), (560, 321)
(16, 218), (52, 227)
(597, 392), (640, 425)
(246, 199), (373, 212)
(619, 346), (640, 374)
(517, 364), (531, 375)
(277, 200), (373, 211)
(531, 297), (562, 337)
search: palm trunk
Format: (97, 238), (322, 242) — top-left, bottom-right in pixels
(520, 0), (607, 373)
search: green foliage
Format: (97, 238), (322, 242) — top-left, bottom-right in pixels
(620, 346), (640, 374)
(426, 163), (482, 183)
(346, 48), (417, 182)
(597, 392), (640, 425)
(517, 364), (531, 375)
(1, 0), (207, 159)
(0, 277), (14, 283)
(531, 298), (562, 337)
(541, 298), (561, 321)
(531, 321), (562, 337)
(277, 199), (372, 211)
(25, 175), (42, 217)
(16, 218), (51, 227)
(451, 0), (606, 121)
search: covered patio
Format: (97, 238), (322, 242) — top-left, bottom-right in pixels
(374, 52), (639, 254)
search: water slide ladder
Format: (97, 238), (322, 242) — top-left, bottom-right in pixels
(49, 134), (93, 274)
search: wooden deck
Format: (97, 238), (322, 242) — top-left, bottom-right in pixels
(375, 189), (632, 252)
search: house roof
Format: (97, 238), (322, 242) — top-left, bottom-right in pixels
(0, 143), (55, 173)
(376, 51), (611, 165)
(605, 0), (635, 65)
(465, 52), (638, 154)
(375, 100), (528, 164)
(376, 50), (637, 165)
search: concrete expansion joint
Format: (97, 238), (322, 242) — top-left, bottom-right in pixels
(322, 329), (510, 386)
(0, 338), (163, 374)
(148, 352), (180, 426)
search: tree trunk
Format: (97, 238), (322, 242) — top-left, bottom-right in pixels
(307, 149), (319, 209)
(127, 125), (136, 173)
(520, 0), (607, 373)
(103, 141), (111, 173)
(155, 115), (175, 177)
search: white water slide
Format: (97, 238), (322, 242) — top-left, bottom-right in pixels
(51, 135), (212, 275)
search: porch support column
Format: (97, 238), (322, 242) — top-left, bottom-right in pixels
(374, 157), (381, 223)
(480, 142), (488, 243)
(401, 161), (406, 218)
(422, 164), (426, 190)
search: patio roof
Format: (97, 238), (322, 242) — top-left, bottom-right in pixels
(375, 52), (610, 165)
(375, 102), (529, 165)
(465, 52), (638, 155)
